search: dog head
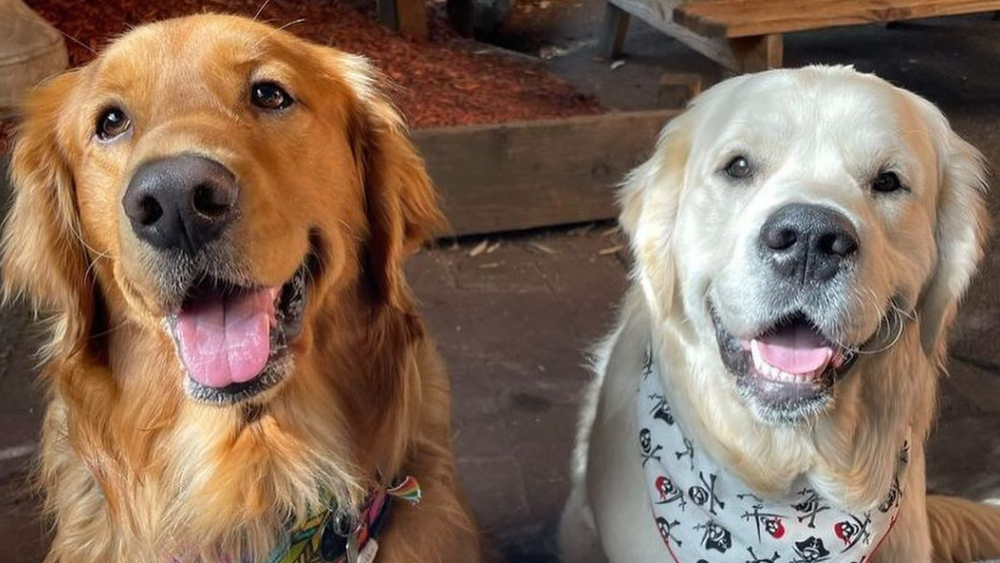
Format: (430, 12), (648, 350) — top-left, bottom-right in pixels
(621, 66), (987, 424)
(1, 14), (442, 406)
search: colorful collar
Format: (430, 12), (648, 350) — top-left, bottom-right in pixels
(637, 345), (908, 563)
(269, 476), (422, 563)
(171, 476), (421, 563)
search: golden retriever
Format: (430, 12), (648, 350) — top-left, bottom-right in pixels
(559, 67), (1000, 563)
(1, 14), (480, 563)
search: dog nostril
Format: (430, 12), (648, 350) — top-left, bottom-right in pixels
(819, 233), (858, 257)
(137, 196), (164, 226)
(764, 227), (797, 251)
(192, 184), (231, 218)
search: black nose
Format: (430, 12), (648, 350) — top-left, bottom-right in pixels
(759, 203), (859, 283)
(122, 155), (238, 255)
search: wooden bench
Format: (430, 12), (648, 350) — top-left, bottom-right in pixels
(602, 0), (1000, 73)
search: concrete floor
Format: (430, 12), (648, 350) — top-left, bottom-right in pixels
(3, 7), (1000, 563)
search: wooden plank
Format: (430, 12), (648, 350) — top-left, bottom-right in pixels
(608, 0), (748, 70)
(412, 110), (678, 236)
(675, 0), (1000, 38)
(606, 0), (784, 71)
(657, 72), (702, 107)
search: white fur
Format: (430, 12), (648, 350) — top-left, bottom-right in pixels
(559, 66), (990, 563)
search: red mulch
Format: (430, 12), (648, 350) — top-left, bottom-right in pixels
(14, 0), (600, 130)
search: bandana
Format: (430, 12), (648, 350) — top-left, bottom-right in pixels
(637, 346), (908, 563)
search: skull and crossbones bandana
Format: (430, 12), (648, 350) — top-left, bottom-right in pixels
(637, 345), (909, 563)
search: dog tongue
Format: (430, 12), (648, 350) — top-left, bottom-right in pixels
(175, 288), (278, 388)
(753, 323), (833, 375)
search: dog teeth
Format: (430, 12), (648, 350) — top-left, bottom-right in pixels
(750, 339), (764, 369)
(750, 340), (815, 384)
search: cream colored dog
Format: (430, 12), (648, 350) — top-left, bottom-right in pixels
(560, 66), (1000, 563)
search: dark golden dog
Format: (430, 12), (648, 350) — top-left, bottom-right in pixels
(2, 14), (479, 563)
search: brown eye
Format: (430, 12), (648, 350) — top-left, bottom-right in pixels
(872, 171), (904, 193)
(724, 156), (753, 179)
(96, 107), (131, 141)
(251, 82), (293, 110)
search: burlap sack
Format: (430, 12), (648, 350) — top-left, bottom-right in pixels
(0, 0), (68, 112)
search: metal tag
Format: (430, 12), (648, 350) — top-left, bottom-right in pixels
(345, 522), (362, 563)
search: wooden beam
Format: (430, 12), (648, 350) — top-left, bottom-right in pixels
(608, 0), (751, 71)
(601, 3), (632, 60)
(412, 110), (678, 237)
(675, 0), (1000, 38)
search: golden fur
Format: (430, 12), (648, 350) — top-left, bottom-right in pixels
(2, 15), (479, 563)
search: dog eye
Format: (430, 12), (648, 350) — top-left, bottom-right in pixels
(251, 82), (294, 110)
(724, 156), (753, 179)
(96, 107), (131, 141)
(872, 171), (904, 193)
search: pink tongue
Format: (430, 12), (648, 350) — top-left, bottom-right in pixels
(754, 323), (833, 375)
(175, 288), (278, 389)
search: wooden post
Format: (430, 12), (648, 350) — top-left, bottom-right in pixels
(397, 0), (429, 39)
(729, 33), (782, 73)
(377, 0), (428, 40)
(600, 3), (631, 60)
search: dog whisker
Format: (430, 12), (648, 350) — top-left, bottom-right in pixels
(253, 18), (307, 49)
(253, 0), (273, 21)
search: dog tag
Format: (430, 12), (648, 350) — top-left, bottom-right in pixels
(345, 530), (360, 563)
(357, 539), (378, 563)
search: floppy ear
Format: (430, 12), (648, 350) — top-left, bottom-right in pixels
(1, 71), (96, 363)
(619, 114), (692, 320)
(915, 104), (989, 358)
(342, 59), (445, 311)
(318, 54), (445, 473)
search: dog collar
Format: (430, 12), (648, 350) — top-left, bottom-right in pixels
(172, 476), (421, 563)
(637, 344), (908, 563)
(268, 476), (421, 563)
